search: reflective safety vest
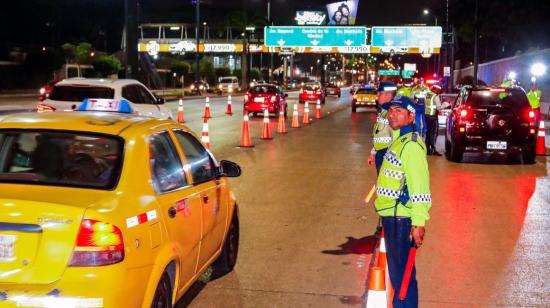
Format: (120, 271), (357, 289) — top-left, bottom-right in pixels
(527, 89), (542, 109)
(375, 125), (432, 226)
(397, 87), (412, 98)
(372, 109), (393, 151)
(426, 95), (438, 116)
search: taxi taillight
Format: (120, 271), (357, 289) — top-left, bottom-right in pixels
(36, 103), (56, 113)
(299, 88), (304, 94)
(244, 94), (250, 103)
(69, 219), (124, 266)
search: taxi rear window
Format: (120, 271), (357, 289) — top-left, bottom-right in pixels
(49, 85), (115, 102)
(0, 130), (123, 189)
(356, 89), (377, 95)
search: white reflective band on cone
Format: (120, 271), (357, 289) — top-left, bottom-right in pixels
(539, 131), (545, 137)
(244, 115), (249, 121)
(365, 290), (387, 308)
(206, 97), (210, 103)
(202, 136), (210, 143)
(202, 123), (208, 131)
(264, 117), (269, 123)
(379, 238), (386, 253)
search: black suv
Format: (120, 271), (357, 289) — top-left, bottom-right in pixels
(445, 86), (538, 163)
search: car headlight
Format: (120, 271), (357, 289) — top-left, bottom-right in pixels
(190, 85), (195, 89)
(199, 85), (204, 90)
(219, 85), (223, 89)
(250, 82), (255, 87)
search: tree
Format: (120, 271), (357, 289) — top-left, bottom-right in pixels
(92, 55), (122, 77)
(215, 67), (231, 79)
(61, 42), (94, 77)
(226, 10), (267, 88)
(200, 59), (216, 84)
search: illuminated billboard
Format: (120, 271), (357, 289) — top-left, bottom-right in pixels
(295, 11), (327, 26)
(326, 1), (359, 26)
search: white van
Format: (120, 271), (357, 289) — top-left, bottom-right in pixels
(218, 76), (240, 93)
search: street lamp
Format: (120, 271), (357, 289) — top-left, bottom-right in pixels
(423, 9), (429, 15)
(531, 63), (546, 77)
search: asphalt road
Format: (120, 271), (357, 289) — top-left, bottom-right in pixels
(161, 90), (550, 307)
(0, 90), (548, 307)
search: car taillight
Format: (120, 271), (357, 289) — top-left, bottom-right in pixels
(353, 95), (357, 100)
(36, 103), (56, 113)
(300, 88), (304, 94)
(270, 96), (276, 103)
(460, 109), (469, 118)
(528, 110), (535, 119)
(68, 219), (124, 266)
(39, 87), (46, 95)
(316, 89), (321, 95)
(244, 94), (250, 103)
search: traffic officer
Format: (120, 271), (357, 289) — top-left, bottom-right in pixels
(368, 81), (398, 174)
(397, 81), (413, 98)
(425, 85), (443, 155)
(374, 95), (432, 307)
(412, 80), (429, 137)
(527, 81), (542, 124)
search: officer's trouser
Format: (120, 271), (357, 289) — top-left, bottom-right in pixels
(414, 103), (426, 137)
(381, 216), (418, 308)
(425, 115), (438, 152)
(375, 148), (387, 174)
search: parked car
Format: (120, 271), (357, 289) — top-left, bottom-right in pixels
(244, 84), (288, 117)
(324, 83), (341, 98)
(38, 79), (61, 101)
(218, 76), (240, 93)
(438, 93), (458, 127)
(39, 78), (173, 119)
(445, 86), (537, 163)
(299, 82), (326, 104)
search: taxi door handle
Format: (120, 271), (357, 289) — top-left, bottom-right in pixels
(168, 206), (177, 218)
(202, 195), (209, 204)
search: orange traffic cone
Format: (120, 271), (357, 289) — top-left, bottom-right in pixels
(203, 97), (211, 119)
(377, 229), (387, 269)
(365, 267), (388, 308)
(201, 118), (210, 150)
(378, 229), (394, 306)
(277, 107), (287, 134)
(177, 98), (185, 123)
(536, 117), (547, 155)
(303, 102), (311, 124)
(315, 99), (322, 119)
(239, 112), (254, 148)
(261, 109), (273, 140)
(226, 95), (233, 115)
(291, 103), (300, 128)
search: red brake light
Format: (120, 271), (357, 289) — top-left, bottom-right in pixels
(270, 95), (276, 103)
(39, 87), (46, 95)
(69, 219), (124, 266)
(316, 89), (321, 95)
(36, 103), (56, 113)
(460, 109), (468, 118)
(490, 88), (506, 92)
(244, 94), (249, 103)
(353, 95), (357, 100)
(300, 88), (304, 94)
(529, 110), (535, 119)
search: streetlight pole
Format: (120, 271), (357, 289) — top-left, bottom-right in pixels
(124, 0), (138, 78)
(195, 0), (200, 83)
(267, 1), (274, 82)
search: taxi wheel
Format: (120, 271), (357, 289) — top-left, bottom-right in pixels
(338, 93), (341, 98)
(352, 104), (357, 113)
(151, 273), (172, 308)
(215, 213), (239, 272)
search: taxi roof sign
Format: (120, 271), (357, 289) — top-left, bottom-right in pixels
(78, 99), (134, 113)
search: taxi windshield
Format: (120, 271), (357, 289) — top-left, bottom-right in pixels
(49, 85), (115, 102)
(0, 130), (123, 189)
(356, 88), (377, 95)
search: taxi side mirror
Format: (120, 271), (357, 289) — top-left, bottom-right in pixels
(156, 97), (165, 105)
(218, 160), (241, 178)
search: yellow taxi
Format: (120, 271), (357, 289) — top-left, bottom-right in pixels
(351, 87), (378, 112)
(0, 99), (241, 307)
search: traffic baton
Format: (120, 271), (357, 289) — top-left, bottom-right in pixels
(398, 244), (417, 301)
(364, 184), (376, 204)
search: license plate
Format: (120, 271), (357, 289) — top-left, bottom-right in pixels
(254, 97), (264, 103)
(487, 141), (507, 150)
(0, 234), (16, 262)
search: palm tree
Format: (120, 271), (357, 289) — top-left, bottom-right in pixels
(227, 11), (267, 88)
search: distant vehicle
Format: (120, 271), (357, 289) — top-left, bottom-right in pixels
(299, 82), (325, 104)
(438, 93), (458, 127)
(244, 84), (288, 117)
(218, 76), (240, 93)
(190, 80), (209, 95)
(40, 78), (173, 119)
(38, 79), (61, 101)
(445, 86), (537, 163)
(324, 83), (341, 98)
(352, 87), (378, 112)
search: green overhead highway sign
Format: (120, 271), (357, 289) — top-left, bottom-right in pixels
(402, 70), (415, 78)
(378, 69), (400, 76)
(264, 26), (367, 47)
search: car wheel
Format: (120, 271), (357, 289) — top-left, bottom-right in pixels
(214, 211), (239, 273)
(521, 147), (536, 164)
(322, 99), (326, 105)
(352, 104), (357, 113)
(338, 93), (341, 98)
(445, 139), (451, 160)
(449, 141), (464, 162)
(299, 100), (304, 104)
(151, 273), (172, 308)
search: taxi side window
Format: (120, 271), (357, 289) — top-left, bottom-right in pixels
(149, 132), (188, 193)
(136, 85), (156, 105)
(122, 85), (141, 104)
(172, 130), (216, 185)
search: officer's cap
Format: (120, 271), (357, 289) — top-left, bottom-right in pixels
(377, 81), (397, 92)
(382, 95), (417, 113)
